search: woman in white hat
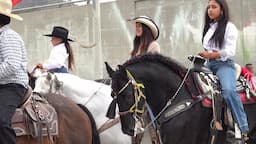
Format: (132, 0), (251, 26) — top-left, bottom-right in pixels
(0, 0), (28, 144)
(36, 26), (75, 73)
(129, 16), (160, 57)
(129, 16), (161, 144)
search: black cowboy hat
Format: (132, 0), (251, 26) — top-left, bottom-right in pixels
(44, 26), (73, 42)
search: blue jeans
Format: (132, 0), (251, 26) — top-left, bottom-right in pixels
(49, 66), (68, 73)
(208, 59), (249, 133)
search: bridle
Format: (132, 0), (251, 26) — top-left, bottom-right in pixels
(107, 69), (146, 136)
(112, 69), (146, 117)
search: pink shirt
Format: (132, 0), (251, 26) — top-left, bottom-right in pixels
(135, 41), (160, 56)
(147, 41), (160, 53)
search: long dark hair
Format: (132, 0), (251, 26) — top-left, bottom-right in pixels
(202, 0), (230, 48)
(64, 42), (75, 71)
(131, 23), (154, 57)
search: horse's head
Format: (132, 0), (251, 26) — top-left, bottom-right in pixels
(105, 54), (192, 137)
(33, 72), (63, 94)
(105, 62), (146, 136)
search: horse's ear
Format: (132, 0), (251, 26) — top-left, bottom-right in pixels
(105, 62), (114, 77)
(117, 65), (123, 70)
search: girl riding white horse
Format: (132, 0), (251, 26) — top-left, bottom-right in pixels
(33, 72), (131, 144)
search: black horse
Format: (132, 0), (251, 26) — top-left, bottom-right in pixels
(105, 53), (256, 144)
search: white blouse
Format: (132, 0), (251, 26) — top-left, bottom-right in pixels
(203, 22), (238, 61)
(43, 43), (69, 70)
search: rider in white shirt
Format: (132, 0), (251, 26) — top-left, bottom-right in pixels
(198, 0), (249, 139)
(36, 26), (75, 73)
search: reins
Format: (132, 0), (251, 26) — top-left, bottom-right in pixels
(83, 83), (106, 105)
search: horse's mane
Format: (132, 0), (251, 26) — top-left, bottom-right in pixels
(122, 53), (187, 73)
(111, 53), (188, 92)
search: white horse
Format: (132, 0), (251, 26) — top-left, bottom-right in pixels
(33, 72), (132, 144)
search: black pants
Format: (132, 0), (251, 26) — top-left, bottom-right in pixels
(0, 84), (26, 144)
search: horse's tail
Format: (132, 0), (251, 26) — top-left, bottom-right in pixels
(77, 104), (101, 144)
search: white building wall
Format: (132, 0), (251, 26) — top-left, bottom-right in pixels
(11, 0), (256, 79)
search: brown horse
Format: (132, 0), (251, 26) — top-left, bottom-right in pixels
(16, 93), (100, 144)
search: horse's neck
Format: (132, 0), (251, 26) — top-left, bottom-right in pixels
(54, 73), (112, 124)
(55, 73), (111, 103)
(128, 62), (191, 115)
(56, 73), (104, 91)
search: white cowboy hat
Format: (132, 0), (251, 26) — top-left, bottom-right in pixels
(0, 0), (23, 21)
(128, 16), (159, 40)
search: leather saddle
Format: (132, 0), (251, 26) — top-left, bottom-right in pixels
(11, 86), (58, 138)
(188, 55), (256, 107)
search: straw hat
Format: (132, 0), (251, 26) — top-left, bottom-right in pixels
(0, 0), (23, 21)
(44, 26), (73, 42)
(128, 16), (159, 40)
